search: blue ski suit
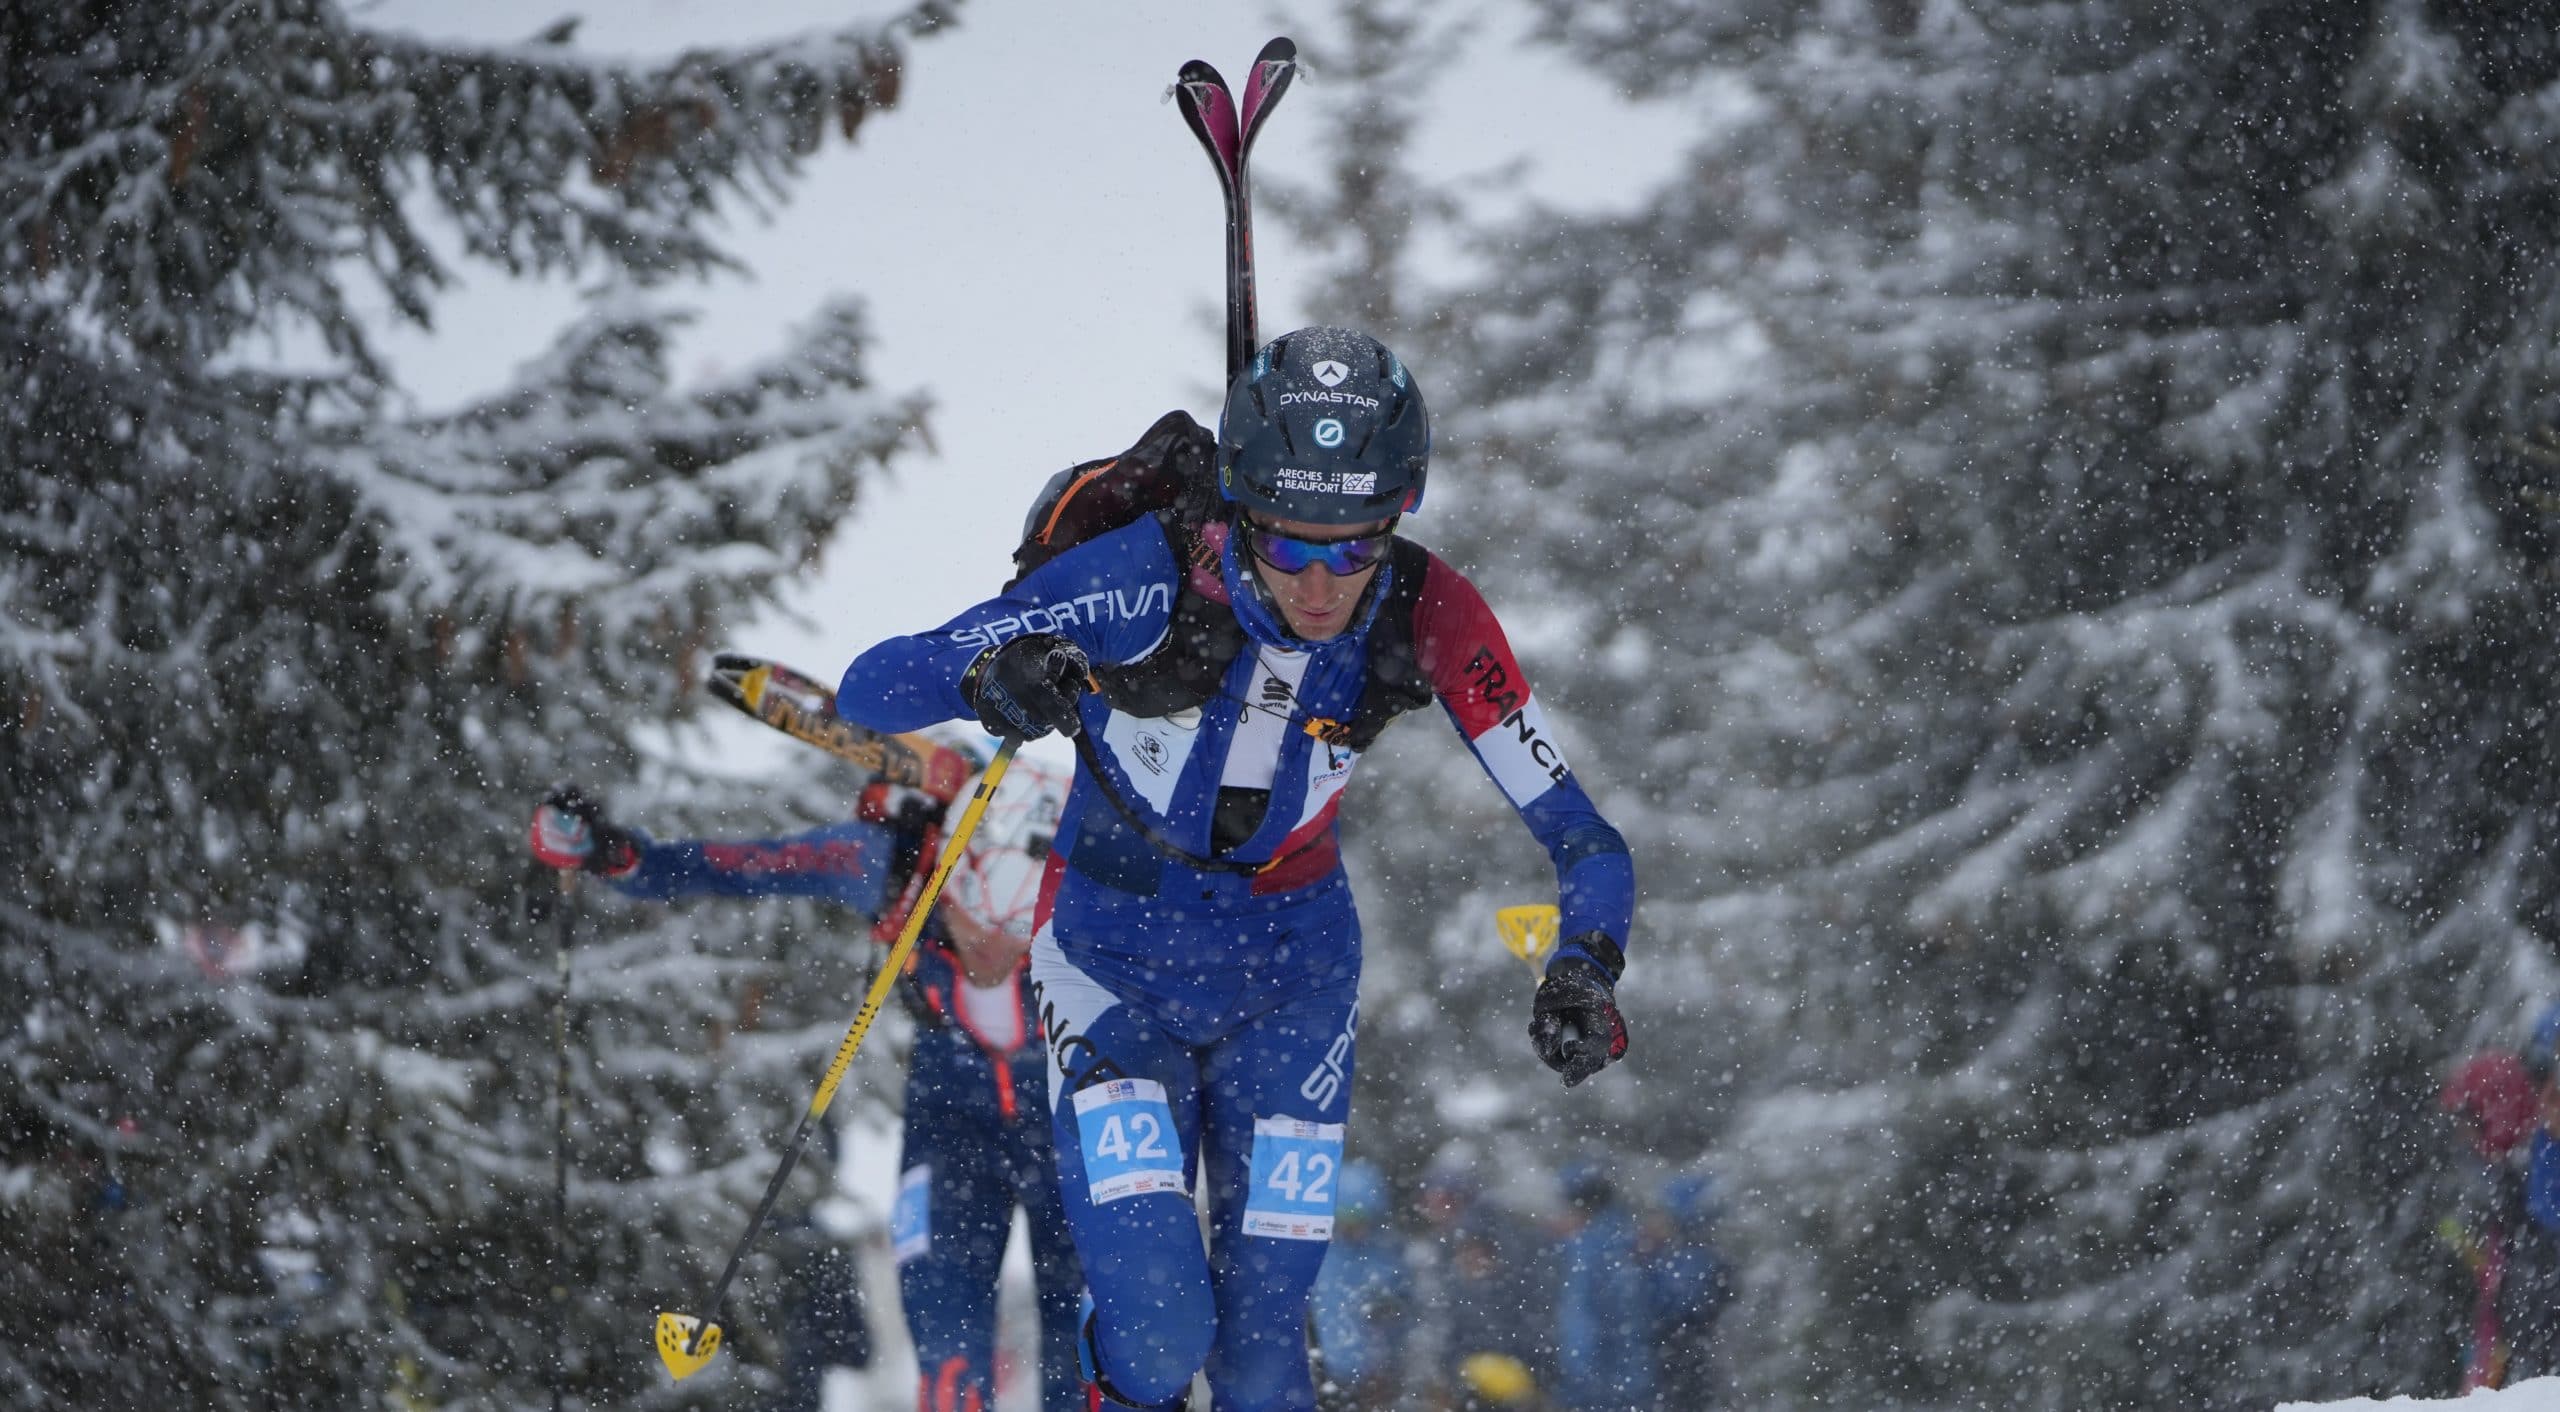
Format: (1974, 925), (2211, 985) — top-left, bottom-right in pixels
(837, 514), (1635, 1412)
(607, 802), (1087, 1412)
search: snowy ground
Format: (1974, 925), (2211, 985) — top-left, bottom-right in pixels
(2285, 1379), (2560, 1412)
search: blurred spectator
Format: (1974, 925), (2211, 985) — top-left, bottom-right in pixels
(1552, 1162), (1654, 1412)
(1456, 1352), (1547, 1412)
(1408, 1154), (1550, 1411)
(2514, 1004), (2560, 1383)
(2440, 1050), (2536, 1390)
(1646, 1172), (1732, 1409)
(1311, 1159), (1411, 1409)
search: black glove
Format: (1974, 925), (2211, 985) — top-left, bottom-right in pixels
(528, 783), (641, 877)
(1530, 935), (1628, 1087)
(962, 633), (1089, 740)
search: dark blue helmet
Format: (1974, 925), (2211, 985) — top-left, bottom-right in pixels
(1218, 327), (1430, 526)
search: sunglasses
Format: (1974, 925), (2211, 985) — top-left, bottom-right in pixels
(1242, 521), (1396, 576)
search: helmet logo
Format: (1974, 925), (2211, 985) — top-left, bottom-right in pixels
(1314, 418), (1346, 448)
(1312, 359), (1349, 388)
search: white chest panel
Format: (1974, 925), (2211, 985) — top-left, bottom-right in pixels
(1220, 648), (1309, 791)
(1101, 706), (1206, 815)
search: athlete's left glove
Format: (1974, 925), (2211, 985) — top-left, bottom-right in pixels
(1530, 933), (1628, 1087)
(528, 783), (641, 878)
(962, 632), (1089, 740)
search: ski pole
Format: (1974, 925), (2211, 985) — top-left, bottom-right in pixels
(1495, 904), (1560, 979)
(705, 653), (972, 804)
(1499, 903), (1583, 1046)
(550, 871), (573, 1412)
(653, 735), (1024, 1380)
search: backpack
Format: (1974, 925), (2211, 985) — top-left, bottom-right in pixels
(1010, 409), (1222, 587)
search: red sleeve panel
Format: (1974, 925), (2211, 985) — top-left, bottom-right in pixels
(1414, 552), (1574, 808)
(1410, 552), (1636, 962)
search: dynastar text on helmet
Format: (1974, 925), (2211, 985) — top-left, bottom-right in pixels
(1276, 388), (1381, 410)
(949, 584), (1175, 652)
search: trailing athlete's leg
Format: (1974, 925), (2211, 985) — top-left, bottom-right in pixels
(1007, 1098), (1090, 1412)
(895, 1098), (1010, 1412)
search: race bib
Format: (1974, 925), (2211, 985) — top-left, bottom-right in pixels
(1072, 1078), (1186, 1204)
(1242, 1116), (1345, 1240)
(891, 1164), (931, 1264)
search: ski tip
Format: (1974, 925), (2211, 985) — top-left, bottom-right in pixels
(1238, 37), (1300, 149)
(1173, 57), (1242, 177)
(654, 1310), (723, 1380)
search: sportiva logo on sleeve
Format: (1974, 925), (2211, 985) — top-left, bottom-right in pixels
(950, 584), (1174, 652)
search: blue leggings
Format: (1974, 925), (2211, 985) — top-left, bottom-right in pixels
(895, 1066), (1084, 1411)
(1031, 937), (1361, 1412)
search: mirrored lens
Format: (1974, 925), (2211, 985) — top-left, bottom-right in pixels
(1247, 526), (1391, 576)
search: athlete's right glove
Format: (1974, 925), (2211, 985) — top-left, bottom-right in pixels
(1530, 933), (1629, 1087)
(527, 783), (641, 878)
(962, 632), (1089, 740)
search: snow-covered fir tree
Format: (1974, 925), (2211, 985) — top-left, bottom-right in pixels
(1, 2), (954, 1406)
(1311, 0), (2560, 1406)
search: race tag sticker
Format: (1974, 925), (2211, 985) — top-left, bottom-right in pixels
(891, 1164), (931, 1264)
(1242, 1116), (1345, 1240)
(1073, 1078), (1186, 1204)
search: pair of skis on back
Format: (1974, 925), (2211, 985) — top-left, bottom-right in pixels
(653, 38), (1303, 1382)
(685, 30), (1302, 791)
(687, 31), (1301, 803)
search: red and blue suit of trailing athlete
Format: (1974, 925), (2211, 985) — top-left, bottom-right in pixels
(836, 511), (1636, 1412)
(596, 782), (1088, 1412)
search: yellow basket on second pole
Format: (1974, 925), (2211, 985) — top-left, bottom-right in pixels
(1495, 904), (1559, 978)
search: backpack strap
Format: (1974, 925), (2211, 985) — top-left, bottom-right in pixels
(1090, 512), (1248, 719)
(1069, 730), (1270, 875)
(1334, 537), (1437, 751)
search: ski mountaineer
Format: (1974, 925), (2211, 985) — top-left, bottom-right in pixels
(832, 326), (1637, 1412)
(526, 752), (1090, 1412)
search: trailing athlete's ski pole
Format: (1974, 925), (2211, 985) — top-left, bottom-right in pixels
(549, 871), (573, 1412)
(705, 653), (971, 803)
(653, 736), (1025, 1380)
